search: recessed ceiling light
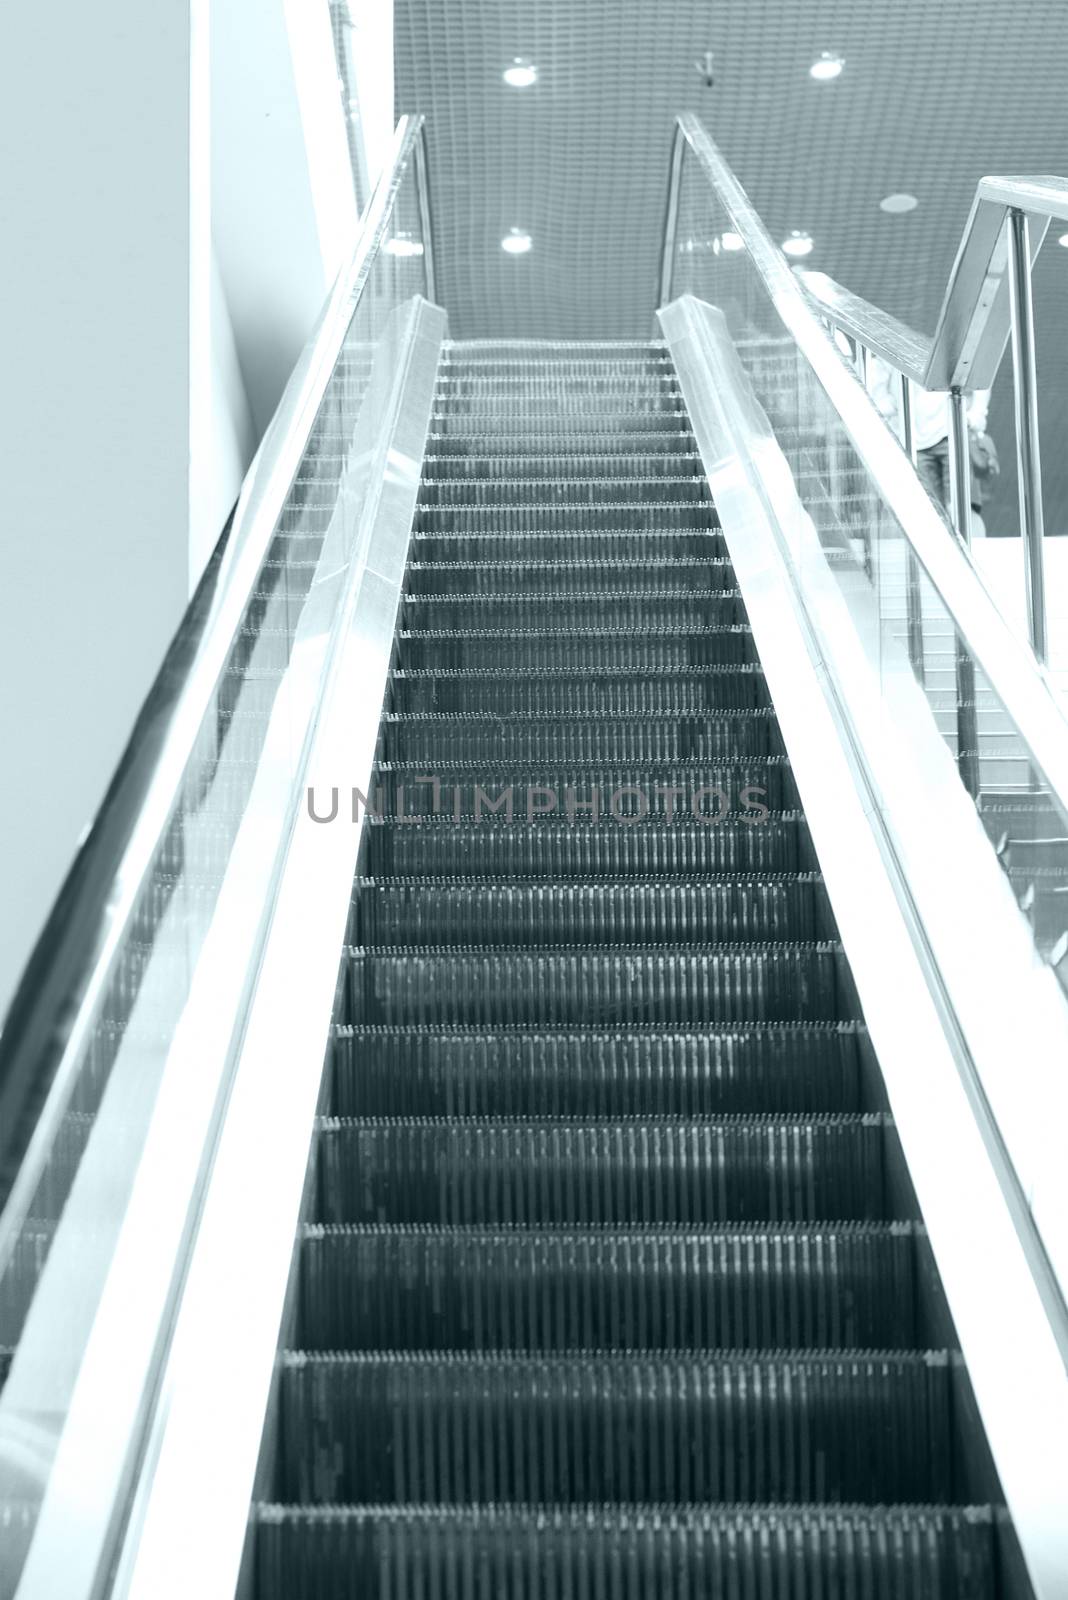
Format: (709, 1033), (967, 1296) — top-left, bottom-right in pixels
(880, 192), (919, 214)
(501, 228), (533, 255)
(809, 51), (844, 81)
(384, 235), (425, 258)
(720, 231), (745, 252)
(1058, 232), (1068, 248)
(782, 230), (814, 258)
(503, 57), (537, 88)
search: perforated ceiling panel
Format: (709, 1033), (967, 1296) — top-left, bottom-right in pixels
(395, 0), (1068, 530)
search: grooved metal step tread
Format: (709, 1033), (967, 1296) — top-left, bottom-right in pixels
(427, 409), (693, 431)
(417, 478), (707, 506)
(364, 812), (809, 876)
(394, 623), (754, 669)
(252, 1502), (996, 1600)
(426, 429), (696, 450)
(380, 709), (784, 764)
(400, 596), (749, 629)
(388, 665), (770, 715)
(270, 1349), (953, 1505)
(341, 943), (847, 1026)
(312, 1113), (890, 1225)
(349, 877), (825, 946)
(412, 502), (717, 530)
(410, 532), (726, 564)
(403, 562), (735, 598)
(326, 1021), (866, 1116)
(421, 453), (706, 478)
(295, 1222), (923, 1352)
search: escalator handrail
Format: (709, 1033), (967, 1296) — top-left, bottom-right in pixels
(0, 113), (431, 1224)
(661, 111), (1068, 840)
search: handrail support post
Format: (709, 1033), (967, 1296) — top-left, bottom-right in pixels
(1007, 206), (1049, 664)
(659, 126), (685, 308)
(900, 375), (926, 685)
(948, 386), (981, 797)
(413, 123), (437, 305)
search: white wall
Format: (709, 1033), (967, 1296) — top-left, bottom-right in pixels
(212, 0), (359, 434)
(0, 0), (205, 1024)
(343, 0), (396, 198)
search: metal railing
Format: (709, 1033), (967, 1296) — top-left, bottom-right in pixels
(794, 177), (1068, 667)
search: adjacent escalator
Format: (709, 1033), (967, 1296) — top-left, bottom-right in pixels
(249, 342), (1017, 1598)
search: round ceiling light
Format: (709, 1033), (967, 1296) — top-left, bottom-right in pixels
(384, 235), (424, 257)
(782, 230), (815, 258)
(501, 228), (533, 254)
(809, 51), (844, 81)
(880, 192), (919, 214)
(1058, 231), (1068, 248)
(503, 57), (538, 88)
(719, 231), (745, 252)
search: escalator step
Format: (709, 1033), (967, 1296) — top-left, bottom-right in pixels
(418, 477), (708, 507)
(432, 393), (685, 413)
(387, 666), (769, 714)
(422, 452), (706, 479)
(412, 501), (713, 531)
(342, 944), (846, 1025)
(403, 559), (735, 596)
(326, 1022), (866, 1116)
(349, 877), (826, 946)
(394, 623), (755, 670)
(272, 1349), (952, 1504)
(296, 1223), (921, 1352)
(380, 710), (783, 764)
(253, 1502), (996, 1600)
(435, 378), (682, 399)
(410, 529), (726, 563)
(426, 428), (695, 454)
(364, 793), (798, 852)
(401, 591), (749, 628)
(313, 1114), (891, 1225)
(428, 406), (692, 433)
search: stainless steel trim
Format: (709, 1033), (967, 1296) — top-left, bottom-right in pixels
(659, 122), (685, 309)
(0, 113), (429, 1285)
(1008, 207), (1049, 663)
(948, 386), (972, 548)
(669, 112), (1068, 822)
(947, 387), (981, 797)
(899, 377), (927, 684)
(662, 294), (1068, 1598)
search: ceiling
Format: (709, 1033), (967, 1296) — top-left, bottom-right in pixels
(395, 0), (1068, 532)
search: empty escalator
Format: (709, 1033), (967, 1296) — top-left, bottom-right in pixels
(250, 342), (1012, 1597)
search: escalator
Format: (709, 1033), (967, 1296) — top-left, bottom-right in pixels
(250, 342), (1009, 1597)
(2, 112), (1067, 1600)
